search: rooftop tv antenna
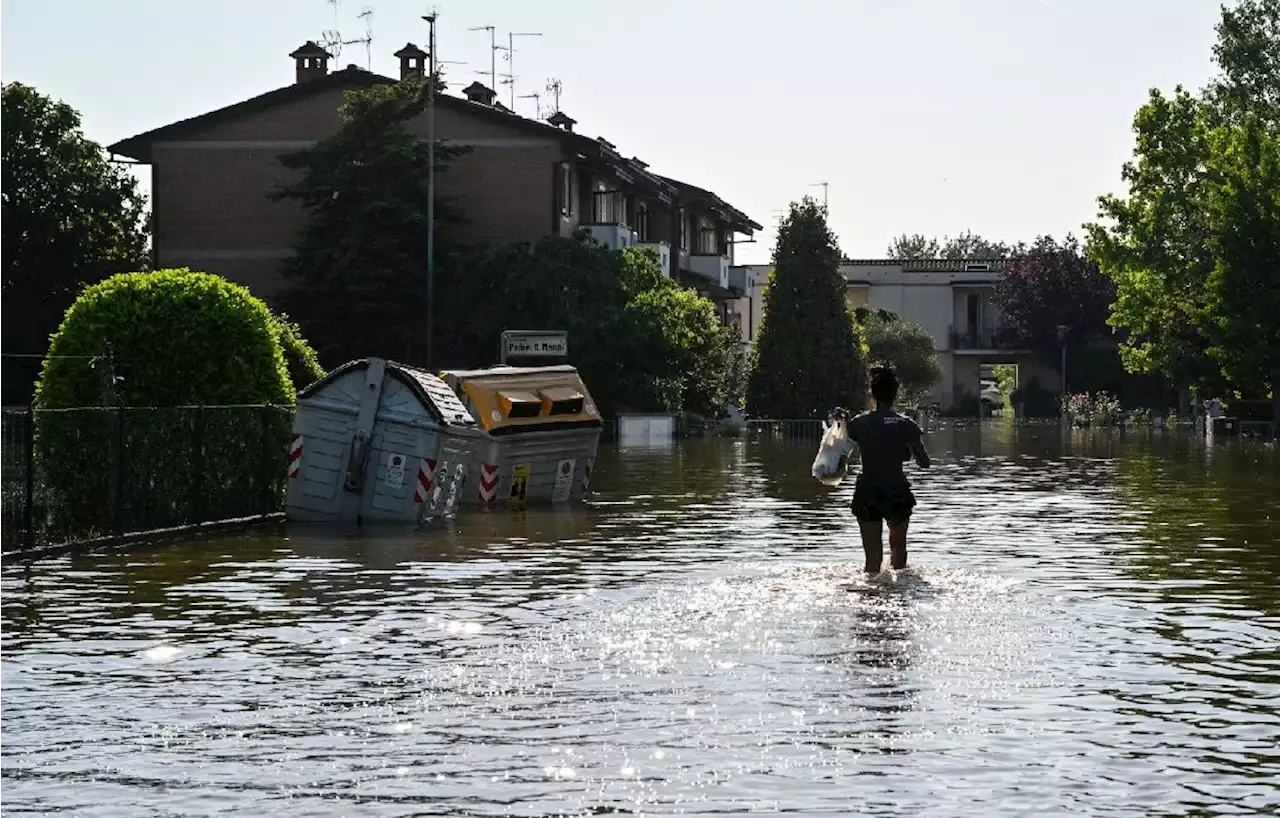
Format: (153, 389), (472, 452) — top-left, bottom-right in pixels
(518, 91), (542, 119)
(317, 0), (374, 69)
(495, 30), (543, 109)
(545, 77), (563, 114)
(809, 181), (829, 211)
(468, 24), (498, 93)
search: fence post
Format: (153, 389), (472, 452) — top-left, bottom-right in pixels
(259, 405), (274, 516)
(23, 404), (35, 548)
(191, 404), (206, 523)
(112, 405), (125, 536)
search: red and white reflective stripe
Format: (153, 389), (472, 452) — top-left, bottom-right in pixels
(478, 463), (500, 503)
(287, 435), (303, 478)
(413, 458), (438, 503)
(583, 458), (594, 493)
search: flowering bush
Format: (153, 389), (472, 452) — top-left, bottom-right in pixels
(1061, 391), (1123, 426)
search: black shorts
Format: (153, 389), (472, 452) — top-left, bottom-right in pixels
(850, 480), (916, 523)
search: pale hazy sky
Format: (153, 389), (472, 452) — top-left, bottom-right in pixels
(2, 0), (1225, 264)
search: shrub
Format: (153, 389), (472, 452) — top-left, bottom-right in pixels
(32, 269), (295, 538)
(271, 311), (326, 391)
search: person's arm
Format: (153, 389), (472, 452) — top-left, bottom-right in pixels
(908, 423), (931, 469)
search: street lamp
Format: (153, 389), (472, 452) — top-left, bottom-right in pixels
(423, 12), (438, 371)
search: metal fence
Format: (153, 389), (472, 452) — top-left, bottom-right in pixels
(2, 405), (293, 553)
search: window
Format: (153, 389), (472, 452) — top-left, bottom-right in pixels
(679, 208), (688, 250)
(636, 203), (650, 241)
(559, 164), (573, 217)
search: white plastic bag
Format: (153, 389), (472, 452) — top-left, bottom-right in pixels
(811, 417), (854, 486)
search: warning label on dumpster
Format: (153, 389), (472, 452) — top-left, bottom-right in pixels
(385, 452), (406, 489)
(508, 463), (531, 507)
(552, 458), (575, 503)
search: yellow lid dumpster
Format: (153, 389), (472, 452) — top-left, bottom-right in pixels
(439, 365), (603, 506)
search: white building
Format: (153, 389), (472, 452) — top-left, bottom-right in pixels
(732, 259), (1063, 410)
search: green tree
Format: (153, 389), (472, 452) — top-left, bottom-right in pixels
(886, 230), (1021, 260)
(438, 237), (734, 416)
(2, 82), (150, 401)
(1084, 88), (1223, 394)
(270, 311), (326, 391)
(34, 269), (296, 538)
(1202, 114), (1280, 423)
(1206, 0), (1279, 127)
(747, 197), (867, 417)
(858, 311), (944, 406)
(274, 76), (468, 364)
(36, 269), (293, 409)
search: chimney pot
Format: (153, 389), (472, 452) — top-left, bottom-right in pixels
(547, 111), (577, 132)
(462, 81), (497, 106)
(289, 41), (332, 84)
(393, 42), (428, 81)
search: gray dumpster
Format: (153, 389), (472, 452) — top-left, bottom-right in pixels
(438, 365), (604, 507)
(286, 357), (487, 523)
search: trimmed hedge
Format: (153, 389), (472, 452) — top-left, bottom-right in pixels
(31, 269), (297, 538)
(271, 311), (326, 392)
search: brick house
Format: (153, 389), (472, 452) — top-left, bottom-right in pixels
(107, 41), (761, 312)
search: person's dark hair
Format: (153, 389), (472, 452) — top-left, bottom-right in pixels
(869, 361), (899, 406)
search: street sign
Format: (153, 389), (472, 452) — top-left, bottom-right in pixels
(500, 330), (568, 364)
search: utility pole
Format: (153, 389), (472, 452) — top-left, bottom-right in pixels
(424, 11), (438, 371)
(468, 24), (497, 92)
(499, 30), (542, 109)
(810, 181), (828, 212)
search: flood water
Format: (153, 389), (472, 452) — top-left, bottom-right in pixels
(3, 423), (1279, 817)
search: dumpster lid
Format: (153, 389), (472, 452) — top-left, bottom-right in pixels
(300, 358), (478, 427)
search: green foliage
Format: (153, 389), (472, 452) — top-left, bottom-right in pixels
(1085, 2), (1280, 421)
(274, 77), (470, 364)
(885, 230), (1022, 260)
(2, 82), (150, 401)
(36, 269), (294, 409)
(437, 237), (736, 416)
(1201, 114), (1280, 408)
(32, 269), (295, 535)
(858, 311), (943, 406)
(270, 311), (327, 391)
(747, 197), (867, 417)
(1085, 87), (1223, 389)
(991, 364), (1018, 398)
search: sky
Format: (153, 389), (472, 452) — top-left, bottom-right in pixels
(2, 0), (1226, 264)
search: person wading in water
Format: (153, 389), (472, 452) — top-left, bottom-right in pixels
(843, 362), (931, 573)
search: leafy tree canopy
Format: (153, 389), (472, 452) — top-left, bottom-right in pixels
(857, 311), (944, 406)
(274, 77), (468, 364)
(747, 197), (867, 417)
(2, 81), (150, 399)
(993, 234), (1115, 358)
(35, 268), (294, 409)
(1085, 0), (1280, 417)
(438, 237), (738, 417)
(885, 230), (1022, 261)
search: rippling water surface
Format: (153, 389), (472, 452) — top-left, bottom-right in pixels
(3, 423), (1279, 817)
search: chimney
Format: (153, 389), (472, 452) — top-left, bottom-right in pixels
(393, 43), (428, 81)
(547, 111), (576, 132)
(289, 41), (331, 84)
(462, 81), (497, 106)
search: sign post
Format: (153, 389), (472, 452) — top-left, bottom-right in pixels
(500, 330), (569, 365)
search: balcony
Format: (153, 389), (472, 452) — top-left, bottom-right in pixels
(637, 241), (672, 278)
(948, 325), (1026, 352)
(583, 223), (638, 251)
(687, 253), (730, 289)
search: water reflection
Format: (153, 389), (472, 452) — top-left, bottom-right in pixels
(2, 425), (1278, 816)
